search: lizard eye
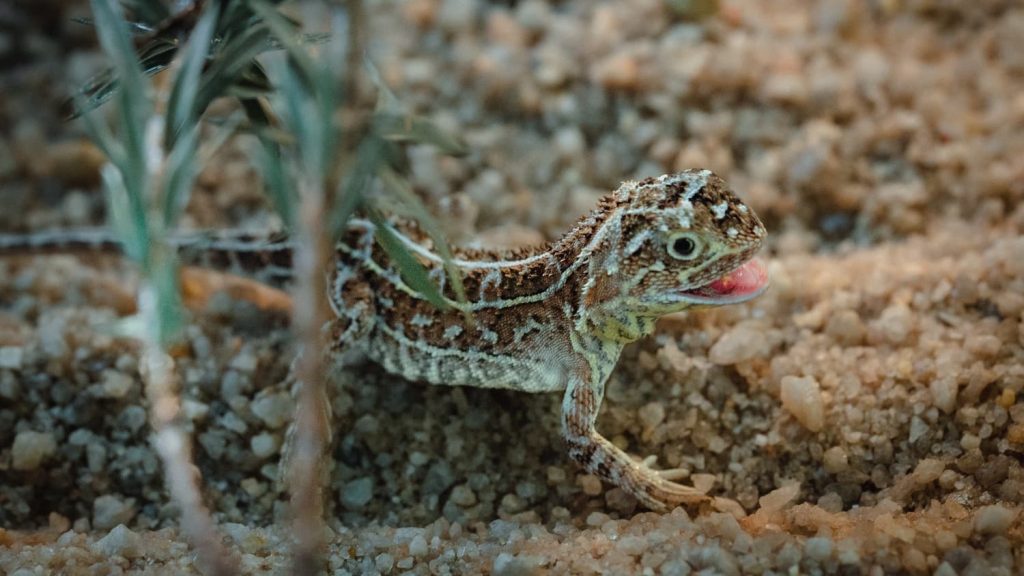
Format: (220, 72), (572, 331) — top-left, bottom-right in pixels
(668, 233), (703, 260)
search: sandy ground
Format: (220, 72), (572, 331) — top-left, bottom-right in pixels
(1, 0), (1023, 574)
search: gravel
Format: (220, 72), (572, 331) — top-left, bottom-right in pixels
(92, 524), (144, 559)
(2, 0), (1023, 573)
(10, 430), (57, 471)
(779, 375), (825, 432)
(92, 495), (137, 531)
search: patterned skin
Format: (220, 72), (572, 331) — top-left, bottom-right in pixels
(0, 169), (768, 510)
(322, 169), (768, 510)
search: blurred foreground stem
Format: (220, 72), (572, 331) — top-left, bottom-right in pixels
(84, 0), (238, 573)
(288, 175), (333, 573)
(136, 79), (239, 576)
(139, 285), (237, 576)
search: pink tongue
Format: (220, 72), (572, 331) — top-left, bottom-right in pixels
(706, 258), (768, 296)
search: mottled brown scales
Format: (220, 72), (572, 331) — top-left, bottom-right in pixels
(0, 169), (768, 512)
(312, 169), (769, 510)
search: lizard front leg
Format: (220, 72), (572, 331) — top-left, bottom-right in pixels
(561, 368), (710, 511)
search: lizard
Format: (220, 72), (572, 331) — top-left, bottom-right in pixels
(0, 168), (768, 511)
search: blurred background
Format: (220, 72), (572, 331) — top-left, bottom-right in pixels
(3, 0), (1021, 247)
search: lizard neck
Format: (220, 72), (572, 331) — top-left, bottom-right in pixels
(577, 309), (657, 344)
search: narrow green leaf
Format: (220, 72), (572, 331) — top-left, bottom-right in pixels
(151, 250), (184, 344)
(249, 0), (318, 90)
(230, 61), (275, 99)
(372, 113), (468, 156)
(363, 56), (400, 111)
(166, 3), (218, 149)
(276, 57), (321, 176)
(63, 40), (176, 119)
(330, 137), (383, 240)
(101, 163), (147, 264)
(162, 125), (200, 227)
(368, 210), (450, 311)
(137, 39), (178, 76)
(238, 96), (276, 133)
(251, 0), (344, 180)
(227, 84), (276, 100)
(194, 23), (274, 119)
(88, 0), (147, 123)
(120, 0), (170, 26)
(378, 167), (470, 318)
(259, 139), (295, 227)
(78, 101), (125, 169)
(64, 69), (119, 120)
(165, 108), (243, 229)
(90, 0), (150, 268)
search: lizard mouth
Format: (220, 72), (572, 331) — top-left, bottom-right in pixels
(678, 257), (769, 305)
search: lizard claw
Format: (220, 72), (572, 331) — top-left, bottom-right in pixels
(654, 467), (690, 482)
(633, 454), (690, 482)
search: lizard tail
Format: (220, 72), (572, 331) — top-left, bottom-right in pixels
(0, 228), (295, 288)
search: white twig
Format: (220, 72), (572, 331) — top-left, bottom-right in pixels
(139, 283), (237, 576)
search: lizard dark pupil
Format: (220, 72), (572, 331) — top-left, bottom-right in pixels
(673, 237), (695, 256)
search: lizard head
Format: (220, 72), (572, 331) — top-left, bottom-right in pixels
(586, 169), (768, 321)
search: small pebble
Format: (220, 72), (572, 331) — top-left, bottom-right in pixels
(876, 303), (913, 345)
(911, 458), (945, 485)
(375, 553), (395, 572)
(974, 505), (1015, 535)
(241, 478), (267, 498)
(408, 534), (428, 557)
(780, 375), (825, 432)
(758, 483), (800, 512)
(691, 473), (716, 494)
(91, 524), (143, 559)
(709, 323), (769, 365)
(638, 402), (666, 431)
(250, 392), (292, 429)
(230, 348), (259, 372)
(0, 346), (23, 369)
(250, 432), (280, 459)
(100, 369), (133, 399)
(340, 477), (375, 510)
(930, 377), (958, 414)
(449, 484), (478, 507)
(500, 493), (526, 514)
(119, 406), (147, 434)
(823, 446), (848, 473)
(92, 495), (136, 531)
(11, 430), (57, 471)
(805, 536), (834, 561)
(579, 474), (603, 496)
(826, 310), (865, 345)
(423, 461), (457, 496)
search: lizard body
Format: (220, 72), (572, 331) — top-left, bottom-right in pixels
(0, 169), (768, 510)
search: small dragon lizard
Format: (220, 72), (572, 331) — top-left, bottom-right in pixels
(0, 169), (767, 511)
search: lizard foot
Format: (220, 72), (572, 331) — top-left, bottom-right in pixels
(625, 455), (711, 511)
